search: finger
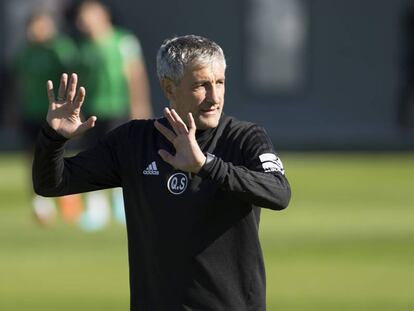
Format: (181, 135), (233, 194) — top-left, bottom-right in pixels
(170, 109), (188, 133)
(187, 112), (196, 134)
(57, 73), (68, 102)
(73, 86), (86, 109)
(164, 108), (181, 135)
(76, 115), (97, 135)
(46, 80), (55, 106)
(154, 120), (176, 143)
(86, 115), (97, 128)
(164, 107), (176, 121)
(158, 149), (175, 166)
(66, 73), (78, 103)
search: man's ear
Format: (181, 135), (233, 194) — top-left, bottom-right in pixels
(160, 78), (176, 101)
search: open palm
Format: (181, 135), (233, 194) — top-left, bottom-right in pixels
(46, 73), (96, 139)
(154, 108), (206, 173)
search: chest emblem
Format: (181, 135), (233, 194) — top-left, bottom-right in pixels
(167, 173), (188, 195)
(143, 161), (159, 175)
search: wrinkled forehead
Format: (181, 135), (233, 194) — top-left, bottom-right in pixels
(187, 54), (226, 70)
(182, 60), (226, 83)
(188, 57), (226, 73)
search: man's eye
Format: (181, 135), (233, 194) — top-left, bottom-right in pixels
(194, 84), (205, 90)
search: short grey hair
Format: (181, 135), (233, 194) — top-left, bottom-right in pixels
(156, 35), (226, 84)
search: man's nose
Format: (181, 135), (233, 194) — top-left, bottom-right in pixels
(206, 84), (221, 104)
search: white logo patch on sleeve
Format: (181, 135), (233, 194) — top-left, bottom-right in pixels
(259, 153), (285, 175)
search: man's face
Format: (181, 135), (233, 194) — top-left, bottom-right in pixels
(168, 61), (226, 130)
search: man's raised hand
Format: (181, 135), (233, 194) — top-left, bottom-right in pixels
(46, 73), (96, 139)
(154, 108), (206, 173)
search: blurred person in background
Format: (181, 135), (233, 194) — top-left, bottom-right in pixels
(13, 8), (82, 226)
(73, 0), (152, 230)
(32, 35), (291, 310)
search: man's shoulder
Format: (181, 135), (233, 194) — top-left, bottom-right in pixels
(105, 119), (154, 138)
(218, 115), (272, 148)
(124, 119), (155, 131)
(220, 115), (259, 134)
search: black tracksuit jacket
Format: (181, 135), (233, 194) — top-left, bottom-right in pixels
(33, 114), (291, 311)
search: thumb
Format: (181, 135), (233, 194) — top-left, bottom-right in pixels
(158, 149), (174, 166)
(77, 116), (97, 134)
(87, 116), (97, 128)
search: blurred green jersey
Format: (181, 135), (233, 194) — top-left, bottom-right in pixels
(77, 27), (143, 119)
(14, 35), (77, 120)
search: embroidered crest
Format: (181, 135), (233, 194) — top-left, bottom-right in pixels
(167, 173), (188, 195)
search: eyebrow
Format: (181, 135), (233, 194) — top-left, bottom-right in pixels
(192, 77), (225, 85)
(192, 80), (210, 85)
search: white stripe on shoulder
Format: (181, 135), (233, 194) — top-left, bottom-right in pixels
(259, 153), (277, 162)
(259, 153), (285, 175)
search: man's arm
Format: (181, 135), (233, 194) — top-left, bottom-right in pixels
(196, 126), (291, 210)
(154, 108), (291, 210)
(33, 73), (121, 197)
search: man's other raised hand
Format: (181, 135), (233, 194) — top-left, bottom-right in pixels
(46, 73), (96, 139)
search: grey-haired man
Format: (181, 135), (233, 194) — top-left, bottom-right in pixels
(33, 35), (291, 310)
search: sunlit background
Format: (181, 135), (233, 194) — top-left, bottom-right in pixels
(0, 0), (413, 310)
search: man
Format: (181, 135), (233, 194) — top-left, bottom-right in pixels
(33, 35), (291, 310)
(75, 0), (152, 229)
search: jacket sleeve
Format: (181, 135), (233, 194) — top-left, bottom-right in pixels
(197, 125), (291, 210)
(32, 122), (122, 197)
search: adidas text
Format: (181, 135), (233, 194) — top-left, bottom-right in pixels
(143, 161), (160, 175)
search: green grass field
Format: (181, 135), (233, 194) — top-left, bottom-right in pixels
(0, 152), (413, 311)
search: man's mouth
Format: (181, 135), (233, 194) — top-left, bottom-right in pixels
(200, 107), (219, 115)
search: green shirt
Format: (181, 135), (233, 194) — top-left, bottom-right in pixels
(78, 27), (143, 118)
(14, 35), (77, 120)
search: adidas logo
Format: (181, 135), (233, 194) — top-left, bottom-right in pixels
(143, 161), (159, 175)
